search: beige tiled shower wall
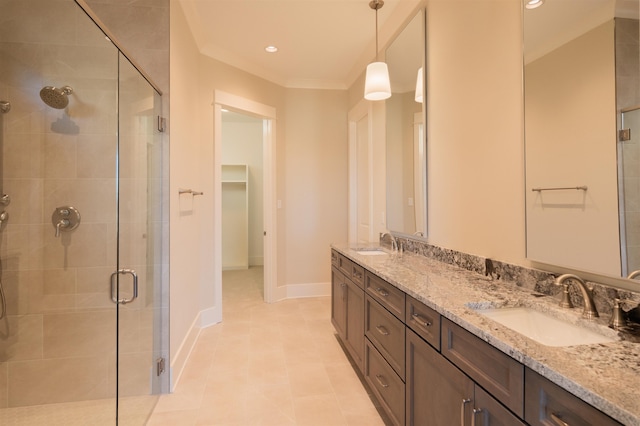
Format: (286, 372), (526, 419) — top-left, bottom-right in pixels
(0, 0), (159, 408)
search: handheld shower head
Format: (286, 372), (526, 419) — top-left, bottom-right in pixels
(40, 85), (73, 109)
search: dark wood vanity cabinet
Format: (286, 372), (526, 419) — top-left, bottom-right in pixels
(331, 253), (365, 372)
(331, 250), (623, 426)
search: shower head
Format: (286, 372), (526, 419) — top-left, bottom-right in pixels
(40, 85), (73, 109)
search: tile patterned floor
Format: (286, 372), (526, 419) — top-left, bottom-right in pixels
(147, 267), (387, 425)
(0, 267), (385, 425)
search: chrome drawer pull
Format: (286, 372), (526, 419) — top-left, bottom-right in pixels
(375, 325), (390, 336)
(472, 408), (482, 426)
(461, 398), (472, 426)
(411, 312), (432, 327)
(375, 287), (389, 297)
(375, 374), (389, 388)
(550, 413), (570, 426)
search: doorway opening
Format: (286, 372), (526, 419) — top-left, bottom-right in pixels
(221, 111), (265, 301)
(213, 91), (277, 324)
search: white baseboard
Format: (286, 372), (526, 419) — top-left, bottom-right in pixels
(222, 265), (249, 271)
(272, 281), (330, 301)
(200, 305), (221, 328)
(169, 313), (201, 392)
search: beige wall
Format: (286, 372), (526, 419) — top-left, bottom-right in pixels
(424, 0), (525, 263)
(282, 89), (349, 286)
(169, 0), (203, 370)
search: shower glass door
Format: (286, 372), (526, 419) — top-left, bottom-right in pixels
(115, 53), (168, 423)
(0, 0), (169, 424)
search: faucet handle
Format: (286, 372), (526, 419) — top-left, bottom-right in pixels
(559, 283), (574, 309)
(609, 298), (627, 330)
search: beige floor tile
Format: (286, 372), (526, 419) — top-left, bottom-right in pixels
(146, 409), (198, 426)
(293, 394), (348, 426)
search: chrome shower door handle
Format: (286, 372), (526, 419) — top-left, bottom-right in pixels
(110, 269), (138, 304)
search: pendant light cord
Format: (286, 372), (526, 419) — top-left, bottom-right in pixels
(375, 3), (379, 61)
(370, 0), (383, 61)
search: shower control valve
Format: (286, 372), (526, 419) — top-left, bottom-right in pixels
(51, 206), (80, 238)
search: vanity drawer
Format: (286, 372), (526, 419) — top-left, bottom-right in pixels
(405, 295), (440, 351)
(335, 252), (365, 289)
(442, 317), (524, 417)
(524, 368), (622, 426)
(350, 262), (365, 288)
(337, 253), (353, 279)
(331, 249), (339, 267)
(365, 271), (405, 320)
(365, 339), (405, 426)
(365, 295), (405, 379)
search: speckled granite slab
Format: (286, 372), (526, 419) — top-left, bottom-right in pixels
(332, 243), (640, 426)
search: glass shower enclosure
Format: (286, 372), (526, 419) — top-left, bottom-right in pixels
(0, 0), (169, 424)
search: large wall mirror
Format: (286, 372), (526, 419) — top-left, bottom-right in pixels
(524, 0), (640, 290)
(385, 10), (427, 238)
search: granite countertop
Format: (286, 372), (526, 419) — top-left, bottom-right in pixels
(332, 243), (640, 426)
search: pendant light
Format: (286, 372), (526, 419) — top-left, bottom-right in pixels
(364, 0), (391, 101)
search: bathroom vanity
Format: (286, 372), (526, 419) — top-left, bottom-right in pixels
(331, 246), (639, 426)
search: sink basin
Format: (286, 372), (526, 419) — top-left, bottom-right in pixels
(353, 248), (389, 256)
(475, 307), (616, 347)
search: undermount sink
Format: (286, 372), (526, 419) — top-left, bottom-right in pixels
(353, 248), (389, 256)
(474, 307), (616, 347)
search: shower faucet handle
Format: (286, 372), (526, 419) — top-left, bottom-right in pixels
(51, 206), (80, 238)
(55, 219), (70, 237)
(0, 194), (10, 206)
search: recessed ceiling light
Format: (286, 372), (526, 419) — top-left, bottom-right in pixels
(265, 45), (278, 53)
(525, 0), (544, 9)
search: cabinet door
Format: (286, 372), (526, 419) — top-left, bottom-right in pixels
(474, 385), (525, 426)
(406, 329), (474, 426)
(344, 278), (365, 372)
(331, 267), (347, 338)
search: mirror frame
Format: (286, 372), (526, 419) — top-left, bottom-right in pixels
(384, 8), (428, 240)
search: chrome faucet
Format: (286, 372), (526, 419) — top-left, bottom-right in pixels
(380, 232), (398, 251)
(554, 274), (599, 319)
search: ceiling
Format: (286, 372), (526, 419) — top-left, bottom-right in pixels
(177, 0), (422, 90)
